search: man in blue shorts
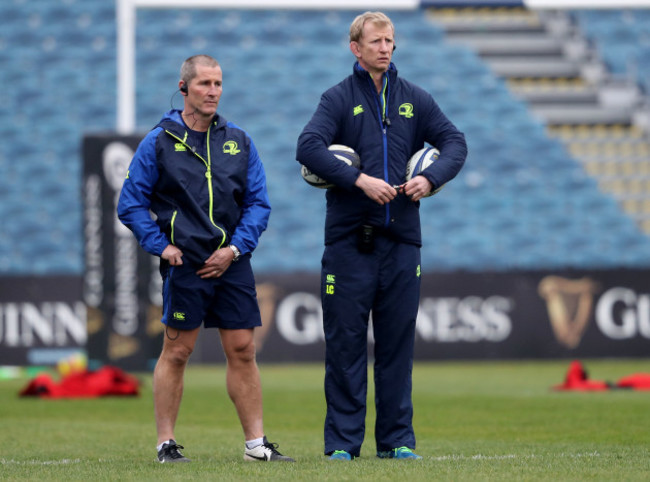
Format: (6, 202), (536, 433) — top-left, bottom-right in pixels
(117, 54), (293, 463)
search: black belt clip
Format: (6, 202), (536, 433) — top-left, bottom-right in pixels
(357, 224), (376, 254)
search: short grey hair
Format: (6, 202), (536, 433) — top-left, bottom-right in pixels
(180, 54), (219, 85)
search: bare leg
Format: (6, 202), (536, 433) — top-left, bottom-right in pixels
(219, 328), (264, 440)
(154, 326), (201, 445)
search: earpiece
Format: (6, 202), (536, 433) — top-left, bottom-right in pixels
(179, 82), (188, 95)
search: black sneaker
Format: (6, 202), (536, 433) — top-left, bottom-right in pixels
(157, 439), (191, 463)
(244, 436), (295, 462)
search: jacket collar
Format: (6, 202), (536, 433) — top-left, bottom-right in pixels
(156, 109), (226, 133)
(353, 61), (398, 82)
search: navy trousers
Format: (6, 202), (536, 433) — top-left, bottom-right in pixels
(321, 233), (421, 457)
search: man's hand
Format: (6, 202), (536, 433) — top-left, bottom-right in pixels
(196, 247), (235, 279)
(402, 176), (434, 202)
(355, 173), (398, 205)
(161, 244), (184, 266)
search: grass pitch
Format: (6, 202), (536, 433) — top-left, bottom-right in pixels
(2, 359), (650, 480)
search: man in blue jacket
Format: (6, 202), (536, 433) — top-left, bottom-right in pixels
(118, 55), (293, 464)
(296, 12), (467, 460)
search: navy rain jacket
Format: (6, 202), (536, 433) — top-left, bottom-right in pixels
(296, 62), (467, 246)
(117, 109), (271, 268)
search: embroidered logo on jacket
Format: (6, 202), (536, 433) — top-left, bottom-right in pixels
(174, 142), (187, 151)
(399, 103), (414, 118)
(353, 105), (364, 116)
(223, 141), (241, 155)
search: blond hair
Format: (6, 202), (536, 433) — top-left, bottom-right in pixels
(349, 11), (394, 43)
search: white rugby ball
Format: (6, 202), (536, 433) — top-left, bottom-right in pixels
(301, 144), (361, 189)
(405, 146), (443, 197)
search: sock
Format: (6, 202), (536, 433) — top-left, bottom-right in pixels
(245, 437), (264, 450)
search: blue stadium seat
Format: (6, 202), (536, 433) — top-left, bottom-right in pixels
(2, 5), (650, 274)
(573, 9), (650, 91)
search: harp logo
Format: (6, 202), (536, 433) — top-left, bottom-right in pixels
(538, 276), (600, 349)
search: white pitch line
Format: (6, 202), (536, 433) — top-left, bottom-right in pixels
(431, 452), (601, 461)
(0, 458), (82, 466)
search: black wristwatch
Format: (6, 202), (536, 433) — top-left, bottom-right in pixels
(229, 244), (241, 262)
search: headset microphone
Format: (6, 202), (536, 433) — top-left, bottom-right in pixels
(179, 82), (188, 95)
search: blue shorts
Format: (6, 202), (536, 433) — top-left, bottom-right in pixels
(160, 255), (262, 330)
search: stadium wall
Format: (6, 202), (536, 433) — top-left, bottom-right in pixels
(2, 134), (649, 369)
(0, 277), (85, 367)
(3, 269), (650, 368)
(242, 270), (650, 363)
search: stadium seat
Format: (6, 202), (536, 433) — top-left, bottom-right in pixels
(572, 9), (650, 92)
(2, 5), (650, 274)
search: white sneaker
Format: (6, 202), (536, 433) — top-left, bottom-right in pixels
(243, 436), (295, 462)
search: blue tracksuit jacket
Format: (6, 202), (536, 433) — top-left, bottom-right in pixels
(296, 62), (467, 245)
(117, 109), (270, 268)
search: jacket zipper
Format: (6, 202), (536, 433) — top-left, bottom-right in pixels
(170, 210), (177, 244)
(164, 126), (227, 249)
(368, 73), (391, 228)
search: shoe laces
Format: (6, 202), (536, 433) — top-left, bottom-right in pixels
(166, 442), (186, 459)
(262, 440), (282, 455)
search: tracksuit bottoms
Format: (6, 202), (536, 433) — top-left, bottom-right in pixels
(321, 231), (421, 457)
